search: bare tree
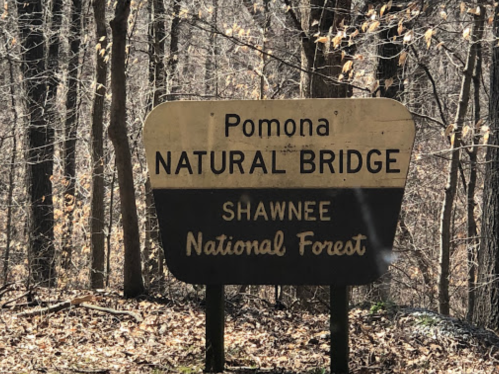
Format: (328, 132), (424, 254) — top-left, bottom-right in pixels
(62, 0), (83, 269)
(439, 6), (484, 315)
(292, 0), (353, 98)
(150, 0), (167, 106)
(143, 0), (167, 289)
(466, 20), (483, 321)
(473, 2), (499, 328)
(109, 0), (145, 297)
(2, 26), (20, 285)
(90, 0), (108, 289)
(167, 0), (181, 101)
(205, 0), (219, 96)
(16, 0), (56, 286)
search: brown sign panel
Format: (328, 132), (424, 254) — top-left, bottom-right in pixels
(144, 99), (415, 285)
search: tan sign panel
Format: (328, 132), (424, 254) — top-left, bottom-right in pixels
(144, 99), (415, 189)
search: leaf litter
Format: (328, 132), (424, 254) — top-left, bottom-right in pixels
(0, 288), (498, 373)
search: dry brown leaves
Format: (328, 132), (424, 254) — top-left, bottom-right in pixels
(0, 289), (498, 373)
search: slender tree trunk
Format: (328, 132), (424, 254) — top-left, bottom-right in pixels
(144, 0), (167, 289)
(466, 35), (482, 321)
(473, 3), (499, 329)
(243, 0), (270, 99)
(439, 7), (484, 315)
(145, 0), (181, 288)
(260, 0), (270, 99)
(62, 0), (83, 269)
(47, 0), (63, 108)
(374, 4), (404, 100)
(146, 0), (155, 112)
(106, 166), (116, 288)
(16, 0), (56, 286)
(3, 40), (19, 285)
(166, 0), (181, 101)
(205, 0), (219, 96)
(109, 0), (145, 297)
(144, 178), (162, 287)
(90, 0), (108, 289)
(399, 210), (433, 306)
(151, 0), (166, 106)
(47, 0), (63, 276)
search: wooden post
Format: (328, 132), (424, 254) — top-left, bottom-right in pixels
(205, 285), (224, 372)
(330, 286), (349, 374)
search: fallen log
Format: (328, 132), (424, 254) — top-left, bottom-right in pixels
(15, 299), (143, 323)
(16, 301), (72, 318)
(69, 367), (110, 374)
(80, 303), (143, 323)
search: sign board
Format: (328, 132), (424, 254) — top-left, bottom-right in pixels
(144, 99), (415, 285)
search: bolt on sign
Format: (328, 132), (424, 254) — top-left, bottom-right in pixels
(144, 99), (415, 285)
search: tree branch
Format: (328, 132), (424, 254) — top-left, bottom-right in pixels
(410, 111), (445, 128)
(282, 0), (308, 41)
(80, 303), (143, 323)
(190, 15), (371, 93)
(410, 45), (448, 127)
(16, 300), (143, 323)
(17, 301), (71, 318)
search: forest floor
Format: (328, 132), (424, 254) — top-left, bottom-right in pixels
(0, 284), (498, 374)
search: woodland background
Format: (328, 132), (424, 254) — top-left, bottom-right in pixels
(1, 0), (499, 362)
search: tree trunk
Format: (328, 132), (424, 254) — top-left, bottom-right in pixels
(291, 0), (352, 303)
(374, 4), (404, 100)
(16, 0), (56, 286)
(205, 0), (219, 96)
(90, 0), (108, 289)
(62, 0), (83, 269)
(299, 0), (352, 99)
(242, 0), (270, 99)
(109, 0), (145, 297)
(473, 3), (499, 329)
(3, 36), (19, 285)
(439, 8), (484, 315)
(368, 5), (405, 301)
(166, 0), (181, 101)
(466, 32), (482, 321)
(144, 0), (167, 290)
(151, 0), (166, 106)
(47, 0), (63, 108)
(106, 167), (117, 287)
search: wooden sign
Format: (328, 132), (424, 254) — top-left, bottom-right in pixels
(144, 99), (415, 285)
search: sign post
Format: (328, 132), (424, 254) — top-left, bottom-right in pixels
(144, 99), (415, 373)
(330, 286), (349, 374)
(205, 285), (224, 372)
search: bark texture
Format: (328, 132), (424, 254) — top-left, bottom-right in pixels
(167, 0), (181, 101)
(62, 0), (83, 269)
(466, 32), (482, 321)
(439, 8), (484, 315)
(205, 0), (219, 96)
(16, 0), (56, 286)
(375, 5), (404, 100)
(3, 35), (19, 285)
(90, 0), (108, 289)
(150, 0), (166, 106)
(109, 0), (145, 297)
(473, 4), (499, 329)
(144, 0), (168, 289)
(299, 0), (352, 98)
